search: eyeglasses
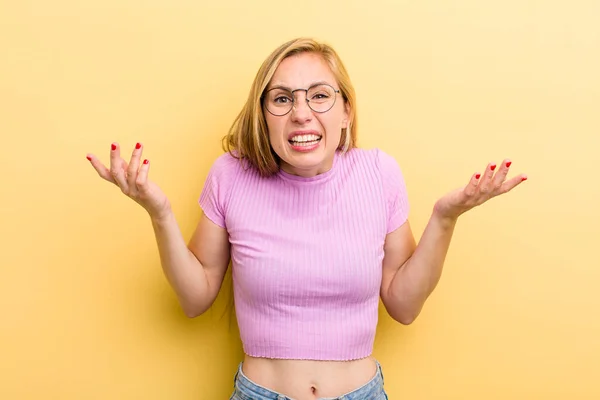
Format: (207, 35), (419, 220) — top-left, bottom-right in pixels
(263, 83), (340, 116)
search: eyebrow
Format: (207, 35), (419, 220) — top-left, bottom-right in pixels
(266, 80), (333, 91)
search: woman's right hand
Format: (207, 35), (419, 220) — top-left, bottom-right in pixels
(86, 142), (172, 220)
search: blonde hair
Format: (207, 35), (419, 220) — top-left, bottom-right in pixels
(222, 38), (358, 177)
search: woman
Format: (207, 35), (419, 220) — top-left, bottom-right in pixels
(86, 38), (527, 400)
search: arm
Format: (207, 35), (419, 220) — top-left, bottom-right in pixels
(86, 142), (232, 318)
(152, 211), (230, 318)
(380, 214), (455, 325)
(380, 159), (527, 325)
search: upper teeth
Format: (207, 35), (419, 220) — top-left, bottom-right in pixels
(291, 134), (320, 142)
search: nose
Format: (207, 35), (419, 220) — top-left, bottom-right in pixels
(290, 91), (313, 124)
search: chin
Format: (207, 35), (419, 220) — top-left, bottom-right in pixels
(280, 142), (336, 175)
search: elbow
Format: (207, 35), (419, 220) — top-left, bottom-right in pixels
(396, 313), (418, 325)
(184, 308), (203, 319)
(384, 287), (426, 325)
(178, 285), (217, 318)
(386, 302), (421, 325)
(181, 300), (210, 319)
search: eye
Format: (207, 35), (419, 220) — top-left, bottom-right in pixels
(309, 91), (331, 103)
(274, 95), (292, 104)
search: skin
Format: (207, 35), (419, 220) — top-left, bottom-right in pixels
(265, 52), (349, 178)
(86, 51), (528, 400)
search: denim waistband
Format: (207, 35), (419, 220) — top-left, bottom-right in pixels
(232, 359), (386, 400)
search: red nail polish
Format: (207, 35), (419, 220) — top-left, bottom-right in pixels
(521, 176), (527, 181)
(136, 142), (141, 149)
(490, 164), (497, 171)
(506, 161), (512, 168)
(111, 144), (117, 151)
(475, 174), (481, 179)
(143, 159), (149, 164)
(86, 156), (92, 161)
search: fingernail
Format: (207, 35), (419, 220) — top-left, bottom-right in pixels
(143, 159), (149, 164)
(136, 142), (141, 149)
(86, 156), (92, 161)
(506, 161), (512, 168)
(521, 176), (528, 181)
(111, 144), (117, 151)
(490, 164), (497, 171)
(475, 173), (481, 179)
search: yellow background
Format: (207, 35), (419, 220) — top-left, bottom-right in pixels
(1, 1), (599, 399)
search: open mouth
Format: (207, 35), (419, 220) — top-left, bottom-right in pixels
(289, 134), (322, 147)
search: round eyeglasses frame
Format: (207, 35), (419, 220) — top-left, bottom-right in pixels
(262, 83), (341, 117)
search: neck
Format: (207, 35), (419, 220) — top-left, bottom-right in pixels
(280, 153), (336, 178)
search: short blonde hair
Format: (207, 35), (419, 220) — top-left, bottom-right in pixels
(222, 38), (358, 177)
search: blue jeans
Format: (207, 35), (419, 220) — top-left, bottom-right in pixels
(230, 360), (388, 400)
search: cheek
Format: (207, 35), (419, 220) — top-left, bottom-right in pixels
(265, 117), (280, 140)
(266, 113), (285, 131)
(321, 113), (345, 136)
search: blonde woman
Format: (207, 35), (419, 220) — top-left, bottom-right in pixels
(86, 38), (527, 400)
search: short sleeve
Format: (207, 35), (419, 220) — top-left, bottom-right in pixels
(376, 149), (410, 234)
(198, 152), (240, 229)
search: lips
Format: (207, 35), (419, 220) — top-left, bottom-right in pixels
(287, 130), (322, 144)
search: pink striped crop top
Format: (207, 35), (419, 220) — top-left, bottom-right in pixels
(198, 147), (409, 361)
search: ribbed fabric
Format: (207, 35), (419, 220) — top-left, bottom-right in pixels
(199, 147), (409, 361)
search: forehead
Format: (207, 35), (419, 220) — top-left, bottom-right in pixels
(268, 52), (337, 89)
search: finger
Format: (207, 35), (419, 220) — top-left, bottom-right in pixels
(477, 162), (497, 195)
(499, 174), (528, 194)
(86, 154), (115, 183)
(491, 159), (512, 190)
(127, 142), (143, 189)
(136, 159), (151, 195)
(464, 172), (481, 197)
(109, 143), (129, 192)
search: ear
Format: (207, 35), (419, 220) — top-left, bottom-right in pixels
(342, 102), (351, 128)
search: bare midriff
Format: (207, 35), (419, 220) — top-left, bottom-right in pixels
(241, 354), (377, 400)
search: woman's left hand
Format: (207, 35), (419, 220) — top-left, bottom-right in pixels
(433, 159), (528, 221)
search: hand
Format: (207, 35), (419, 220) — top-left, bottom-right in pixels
(433, 159), (527, 221)
(86, 142), (172, 220)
